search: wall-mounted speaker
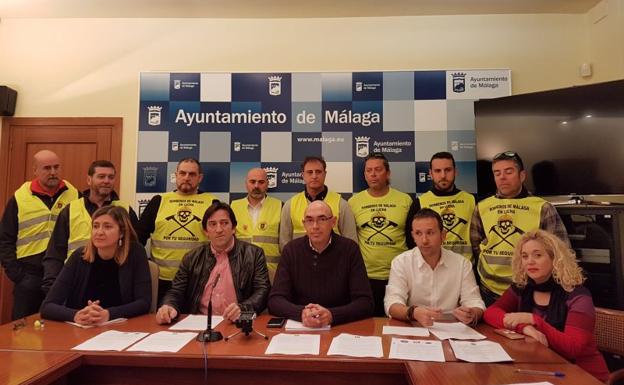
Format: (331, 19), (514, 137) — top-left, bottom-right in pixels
(0, 86), (17, 116)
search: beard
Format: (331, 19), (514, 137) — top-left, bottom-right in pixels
(177, 182), (196, 194)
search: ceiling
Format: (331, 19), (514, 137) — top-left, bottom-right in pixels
(0, 0), (603, 19)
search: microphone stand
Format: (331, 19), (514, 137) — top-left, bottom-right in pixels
(197, 274), (223, 342)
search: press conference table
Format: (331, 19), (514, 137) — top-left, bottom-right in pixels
(0, 314), (603, 385)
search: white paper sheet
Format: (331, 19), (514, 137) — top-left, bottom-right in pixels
(327, 333), (383, 358)
(265, 333), (320, 355)
(126, 331), (197, 352)
(168, 314), (224, 331)
(382, 325), (430, 337)
(284, 319), (330, 331)
(388, 337), (445, 362)
(65, 318), (127, 329)
(428, 322), (486, 340)
(449, 340), (513, 362)
(71, 330), (148, 351)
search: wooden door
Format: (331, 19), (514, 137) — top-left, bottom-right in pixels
(0, 117), (122, 324)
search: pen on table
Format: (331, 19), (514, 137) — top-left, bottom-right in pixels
(515, 369), (565, 377)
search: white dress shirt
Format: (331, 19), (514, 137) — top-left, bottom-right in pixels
(383, 247), (485, 316)
(247, 196), (265, 226)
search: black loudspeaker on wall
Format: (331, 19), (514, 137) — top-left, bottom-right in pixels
(0, 86), (17, 116)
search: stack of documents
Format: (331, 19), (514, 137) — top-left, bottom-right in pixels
(388, 338), (445, 362)
(327, 333), (383, 358)
(449, 340), (513, 362)
(71, 330), (148, 351)
(284, 319), (330, 331)
(127, 331), (197, 352)
(428, 322), (486, 340)
(265, 333), (320, 355)
(382, 325), (429, 337)
(168, 315), (224, 331)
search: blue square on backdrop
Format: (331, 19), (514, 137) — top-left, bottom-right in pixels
(368, 131), (414, 162)
(415, 161), (432, 193)
(232, 73), (291, 102)
(322, 102), (351, 131)
(170, 73), (201, 101)
(261, 162), (304, 193)
(136, 162), (168, 193)
(170, 101), (201, 129)
(199, 102), (232, 131)
(322, 73), (352, 102)
(139, 102), (169, 132)
(292, 132), (322, 162)
(200, 162), (230, 193)
(231, 130), (261, 162)
(414, 71), (446, 100)
(229, 162), (260, 193)
(168, 127), (200, 162)
(352, 157), (367, 192)
(352, 72), (383, 101)
(230, 102), (261, 131)
(140, 73), (170, 101)
(352, 101), (383, 130)
(260, 99), (292, 132)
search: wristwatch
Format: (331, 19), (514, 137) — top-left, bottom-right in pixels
(406, 305), (417, 321)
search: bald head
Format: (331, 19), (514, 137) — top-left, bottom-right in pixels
(33, 150), (62, 192)
(303, 200), (336, 249)
(246, 167), (268, 203)
(304, 200), (333, 217)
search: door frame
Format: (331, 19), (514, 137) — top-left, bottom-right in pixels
(0, 117), (123, 324)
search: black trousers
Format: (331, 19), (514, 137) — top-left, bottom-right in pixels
(12, 273), (45, 320)
(369, 278), (389, 317)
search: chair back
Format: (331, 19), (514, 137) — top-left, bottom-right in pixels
(608, 369), (624, 385)
(595, 307), (624, 357)
(147, 260), (159, 313)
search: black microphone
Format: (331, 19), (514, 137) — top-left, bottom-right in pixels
(197, 273), (223, 342)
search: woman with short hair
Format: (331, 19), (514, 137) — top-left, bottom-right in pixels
(41, 206), (151, 325)
(483, 229), (609, 381)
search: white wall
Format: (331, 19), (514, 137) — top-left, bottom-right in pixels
(0, 12), (621, 201)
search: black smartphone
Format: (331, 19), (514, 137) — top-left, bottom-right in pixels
(266, 317), (286, 328)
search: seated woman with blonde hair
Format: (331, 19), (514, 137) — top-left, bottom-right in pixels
(41, 206), (151, 325)
(483, 229), (609, 381)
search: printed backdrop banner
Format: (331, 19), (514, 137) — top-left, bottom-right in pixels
(136, 70), (511, 214)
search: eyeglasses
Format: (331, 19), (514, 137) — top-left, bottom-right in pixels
(493, 151), (524, 170)
(302, 216), (333, 226)
(12, 318), (26, 331)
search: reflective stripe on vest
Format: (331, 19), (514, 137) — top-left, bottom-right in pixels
(231, 196), (281, 267)
(290, 191), (341, 238)
(476, 195), (545, 295)
(419, 190), (475, 262)
(151, 191), (217, 281)
(15, 181), (79, 259)
(67, 198), (130, 259)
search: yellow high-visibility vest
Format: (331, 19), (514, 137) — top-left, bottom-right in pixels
(477, 195), (545, 295)
(290, 191), (341, 238)
(348, 188), (412, 280)
(151, 191), (217, 280)
(15, 181), (78, 259)
(419, 190), (475, 261)
(231, 196), (281, 272)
